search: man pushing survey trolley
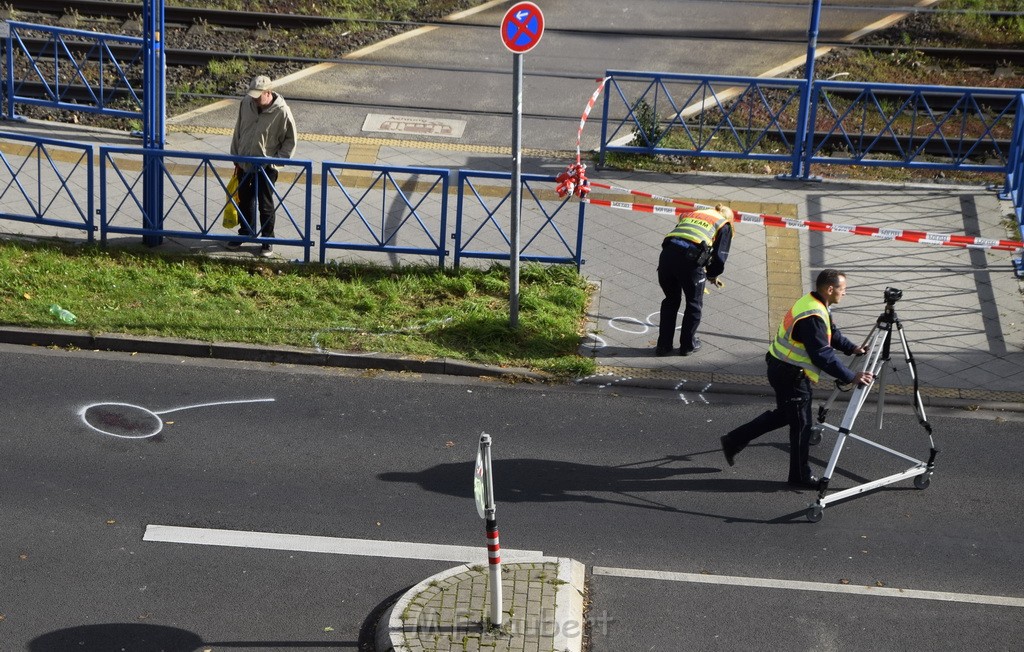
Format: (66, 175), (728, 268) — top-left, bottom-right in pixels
(804, 286), (939, 523)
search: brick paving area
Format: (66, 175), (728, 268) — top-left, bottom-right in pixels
(389, 561), (569, 652)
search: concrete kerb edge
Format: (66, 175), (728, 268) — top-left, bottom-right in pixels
(374, 556), (585, 652)
(4, 327), (1019, 411)
(0, 327), (548, 382)
(374, 561), (475, 652)
(553, 557), (587, 652)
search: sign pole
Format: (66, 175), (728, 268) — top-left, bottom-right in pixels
(510, 53), (523, 328)
(474, 433), (502, 627)
(500, 1), (544, 329)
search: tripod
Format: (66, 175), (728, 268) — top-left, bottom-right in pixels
(804, 288), (939, 523)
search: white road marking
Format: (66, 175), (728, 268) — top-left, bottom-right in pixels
(592, 566), (1024, 608)
(144, 525), (543, 563)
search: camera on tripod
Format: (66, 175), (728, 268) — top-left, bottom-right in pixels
(884, 287), (903, 305)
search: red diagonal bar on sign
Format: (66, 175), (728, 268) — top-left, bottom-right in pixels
(509, 10), (535, 42)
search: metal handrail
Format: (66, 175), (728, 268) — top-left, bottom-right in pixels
(4, 21), (144, 120)
(320, 162), (450, 268)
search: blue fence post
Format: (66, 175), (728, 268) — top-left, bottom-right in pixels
(790, 0), (823, 179)
(598, 75), (612, 168)
(3, 22), (15, 121)
(454, 170), (467, 270)
(1000, 93), (1024, 202)
(573, 197), (586, 270)
(142, 0), (166, 247)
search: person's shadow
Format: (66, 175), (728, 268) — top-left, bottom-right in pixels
(380, 448), (809, 518)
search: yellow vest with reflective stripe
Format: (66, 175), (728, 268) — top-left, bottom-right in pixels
(665, 209), (728, 245)
(768, 293), (831, 382)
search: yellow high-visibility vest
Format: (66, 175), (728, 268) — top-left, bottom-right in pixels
(768, 293), (831, 382)
(665, 209), (728, 245)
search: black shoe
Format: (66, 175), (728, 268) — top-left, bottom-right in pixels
(787, 475), (820, 489)
(680, 339), (702, 356)
(720, 435), (737, 466)
(655, 346), (673, 357)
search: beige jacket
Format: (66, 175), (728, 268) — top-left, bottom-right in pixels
(229, 92), (297, 170)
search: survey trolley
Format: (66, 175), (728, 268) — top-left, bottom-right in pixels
(805, 287), (939, 523)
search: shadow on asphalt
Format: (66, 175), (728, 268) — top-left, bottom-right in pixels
(29, 623), (357, 651)
(379, 443), (888, 524)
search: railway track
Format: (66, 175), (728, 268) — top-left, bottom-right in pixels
(7, 0), (1024, 69)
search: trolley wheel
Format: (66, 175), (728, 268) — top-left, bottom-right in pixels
(809, 430), (822, 446)
(806, 504), (823, 523)
(914, 473), (931, 490)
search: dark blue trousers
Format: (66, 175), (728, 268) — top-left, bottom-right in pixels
(237, 165), (279, 238)
(723, 355), (815, 483)
(657, 242), (706, 351)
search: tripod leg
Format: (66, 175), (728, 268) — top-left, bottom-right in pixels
(818, 323), (881, 426)
(894, 318), (933, 436)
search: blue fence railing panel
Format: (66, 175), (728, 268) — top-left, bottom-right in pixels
(0, 130), (94, 237)
(100, 147), (314, 261)
(599, 71), (807, 169)
(4, 21), (144, 121)
(454, 170), (586, 270)
(806, 81), (1021, 172)
(319, 163), (449, 267)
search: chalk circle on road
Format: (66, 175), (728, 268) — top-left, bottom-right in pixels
(80, 402), (164, 439)
(78, 398), (276, 439)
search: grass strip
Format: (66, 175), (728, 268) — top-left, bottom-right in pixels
(0, 239), (596, 378)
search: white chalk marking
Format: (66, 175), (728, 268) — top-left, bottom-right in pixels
(144, 525), (543, 563)
(607, 316), (649, 334)
(592, 566), (1024, 608)
(79, 398), (275, 439)
(154, 398), (276, 415)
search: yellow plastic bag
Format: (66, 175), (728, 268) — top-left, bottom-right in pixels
(222, 174), (240, 229)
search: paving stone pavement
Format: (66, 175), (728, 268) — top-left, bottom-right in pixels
(377, 559), (586, 652)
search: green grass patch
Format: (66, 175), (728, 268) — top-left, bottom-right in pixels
(0, 239), (596, 378)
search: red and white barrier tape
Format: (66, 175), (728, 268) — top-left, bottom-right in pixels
(560, 81), (1020, 251)
(582, 195), (1023, 252)
(557, 77), (611, 200)
(575, 77), (610, 166)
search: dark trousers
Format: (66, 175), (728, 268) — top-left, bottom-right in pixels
(237, 165), (278, 238)
(657, 242), (706, 351)
(723, 355), (814, 482)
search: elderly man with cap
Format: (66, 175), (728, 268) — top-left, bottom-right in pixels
(655, 204), (735, 356)
(228, 74), (297, 257)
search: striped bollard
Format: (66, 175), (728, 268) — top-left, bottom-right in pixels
(475, 433), (502, 627)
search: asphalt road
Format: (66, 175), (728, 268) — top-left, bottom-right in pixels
(2, 344), (1022, 650)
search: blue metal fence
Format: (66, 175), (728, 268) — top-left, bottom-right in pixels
(454, 170), (586, 270)
(0, 130), (94, 237)
(2, 21), (144, 121)
(320, 162), (449, 266)
(805, 80), (1020, 174)
(1004, 93), (1024, 276)
(99, 147), (315, 261)
(599, 70), (1023, 180)
(599, 71), (807, 171)
(0, 134), (584, 269)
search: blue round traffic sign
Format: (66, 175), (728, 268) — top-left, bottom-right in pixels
(501, 2), (544, 54)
